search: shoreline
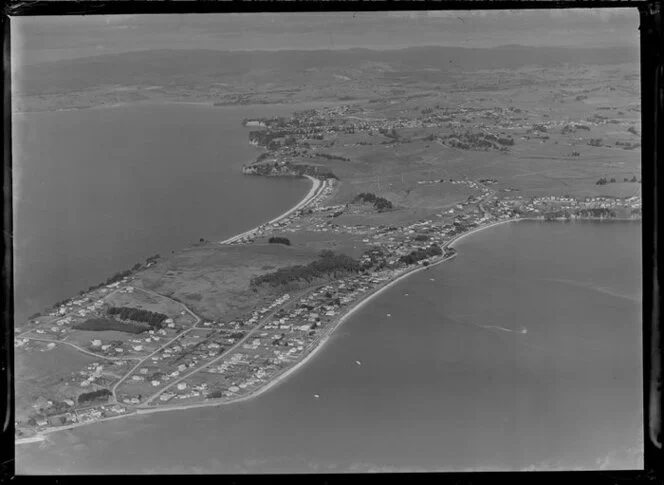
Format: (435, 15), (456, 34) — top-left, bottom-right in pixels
(14, 216), (640, 443)
(219, 175), (324, 244)
(137, 219), (524, 408)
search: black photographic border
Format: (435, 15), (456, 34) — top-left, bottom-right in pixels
(1, 1), (661, 483)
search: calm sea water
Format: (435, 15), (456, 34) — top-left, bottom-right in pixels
(12, 103), (312, 324)
(16, 220), (643, 473)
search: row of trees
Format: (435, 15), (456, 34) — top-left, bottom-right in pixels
(269, 237), (291, 245)
(399, 244), (443, 265)
(77, 388), (112, 405)
(315, 153), (351, 162)
(74, 318), (147, 333)
(596, 176), (639, 185)
(542, 208), (618, 220)
(250, 250), (361, 288)
(354, 193), (393, 211)
(107, 307), (168, 328)
(243, 160), (338, 180)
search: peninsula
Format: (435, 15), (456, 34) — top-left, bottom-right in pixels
(15, 54), (642, 444)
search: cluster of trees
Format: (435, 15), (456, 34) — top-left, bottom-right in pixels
(575, 208), (617, 218)
(616, 141), (641, 150)
(354, 193), (393, 211)
(248, 130), (290, 149)
(379, 127), (399, 139)
(562, 124), (591, 135)
(596, 177), (617, 185)
(251, 250), (361, 288)
(623, 175), (639, 182)
(399, 244), (443, 265)
(413, 234), (430, 242)
(444, 131), (511, 151)
(74, 318), (147, 333)
(269, 236), (291, 246)
(543, 208), (617, 220)
(588, 138), (603, 147)
(243, 161), (338, 180)
(628, 126), (639, 135)
(315, 153), (351, 162)
(107, 307), (168, 328)
(77, 388), (112, 405)
(531, 124), (548, 133)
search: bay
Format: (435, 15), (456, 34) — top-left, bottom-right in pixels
(12, 102), (313, 324)
(16, 220), (643, 473)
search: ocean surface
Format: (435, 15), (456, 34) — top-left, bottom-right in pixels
(12, 102), (313, 325)
(16, 220), (643, 473)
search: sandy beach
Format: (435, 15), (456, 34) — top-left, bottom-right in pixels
(219, 175), (324, 244)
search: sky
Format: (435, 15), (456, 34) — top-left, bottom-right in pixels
(12, 9), (640, 66)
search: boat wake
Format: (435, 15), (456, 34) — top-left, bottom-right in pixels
(448, 315), (527, 335)
(540, 278), (640, 302)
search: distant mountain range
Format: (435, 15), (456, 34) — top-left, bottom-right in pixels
(15, 45), (639, 96)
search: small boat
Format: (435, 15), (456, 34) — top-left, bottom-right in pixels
(429, 278), (435, 281)
(314, 394), (320, 399)
(520, 328), (528, 334)
(386, 313), (391, 317)
(355, 360), (362, 366)
(404, 293), (409, 296)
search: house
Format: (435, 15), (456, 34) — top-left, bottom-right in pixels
(177, 383), (187, 391)
(91, 340), (102, 347)
(151, 380), (160, 387)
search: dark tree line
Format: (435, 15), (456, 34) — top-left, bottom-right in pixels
(269, 237), (291, 246)
(107, 307), (168, 328)
(315, 153), (351, 162)
(354, 193), (393, 211)
(78, 388), (112, 405)
(74, 318), (147, 333)
(399, 244), (443, 265)
(251, 250), (361, 288)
